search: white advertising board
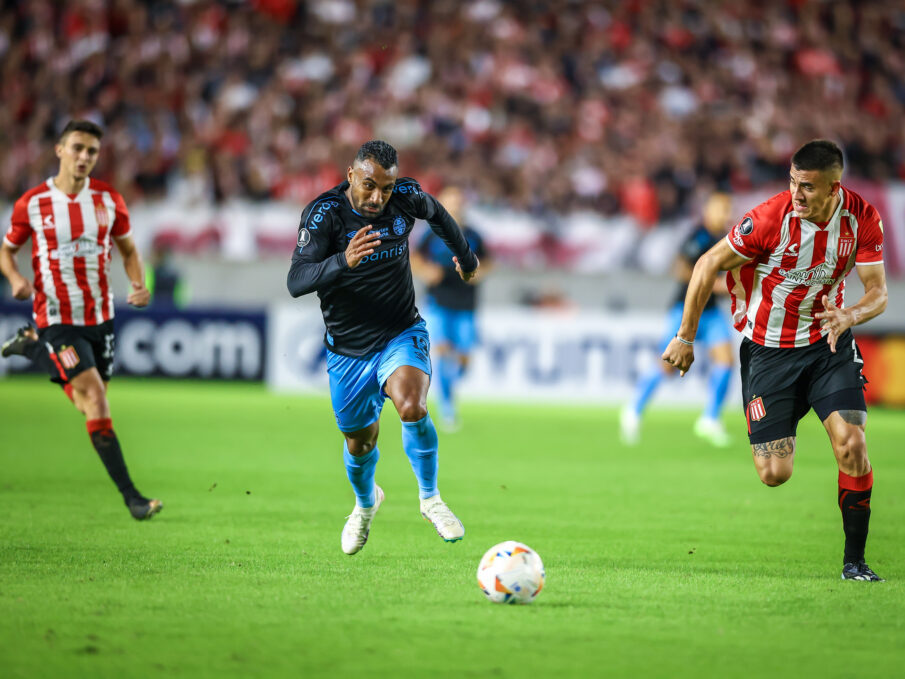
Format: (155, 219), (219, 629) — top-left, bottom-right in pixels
(268, 304), (740, 407)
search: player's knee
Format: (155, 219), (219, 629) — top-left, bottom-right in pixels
(397, 398), (427, 422)
(346, 438), (375, 456)
(76, 385), (104, 407)
(74, 385), (108, 416)
(834, 430), (868, 473)
(759, 467), (792, 487)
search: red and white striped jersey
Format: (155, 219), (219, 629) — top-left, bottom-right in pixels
(3, 177), (131, 328)
(725, 187), (884, 348)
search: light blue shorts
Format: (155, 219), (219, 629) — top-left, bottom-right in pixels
(326, 320), (431, 433)
(660, 303), (732, 351)
(422, 301), (478, 353)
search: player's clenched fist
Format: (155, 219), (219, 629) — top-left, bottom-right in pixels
(345, 226), (382, 269)
(453, 255), (479, 283)
(127, 280), (151, 307)
(10, 275), (34, 300)
(661, 337), (695, 376)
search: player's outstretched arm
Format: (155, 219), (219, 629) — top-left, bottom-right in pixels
(287, 225), (380, 297)
(815, 263), (887, 353)
(419, 193), (478, 275)
(662, 239), (748, 375)
(0, 242), (34, 300)
(114, 235), (150, 307)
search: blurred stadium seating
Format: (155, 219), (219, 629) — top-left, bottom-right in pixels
(1, 0), (904, 274)
(2, 1), (904, 405)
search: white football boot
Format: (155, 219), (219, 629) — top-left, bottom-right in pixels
(619, 405), (641, 445)
(420, 494), (465, 542)
(694, 416), (731, 447)
(341, 485), (384, 555)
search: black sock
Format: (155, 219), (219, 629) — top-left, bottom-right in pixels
(86, 418), (139, 501)
(838, 470), (873, 564)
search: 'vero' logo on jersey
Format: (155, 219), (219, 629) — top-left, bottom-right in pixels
(747, 397), (766, 422)
(837, 236), (855, 258)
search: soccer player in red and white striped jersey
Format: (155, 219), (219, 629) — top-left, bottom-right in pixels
(662, 140), (887, 581)
(0, 120), (162, 521)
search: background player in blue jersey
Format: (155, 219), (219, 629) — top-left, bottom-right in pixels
(621, 192), (735, 447)
(287, 141), (480, 555)
(411, 186), (490, 431)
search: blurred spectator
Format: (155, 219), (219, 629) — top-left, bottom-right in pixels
(146, 240), (187, 309)
(1, 0), (904, 227)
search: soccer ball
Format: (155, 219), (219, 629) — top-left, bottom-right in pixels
(476, 541), (545, 604)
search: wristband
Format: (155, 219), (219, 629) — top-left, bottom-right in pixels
(675, 335), (694, 346)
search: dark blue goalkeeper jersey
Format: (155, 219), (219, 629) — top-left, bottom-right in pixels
(287, 178), (478, 357)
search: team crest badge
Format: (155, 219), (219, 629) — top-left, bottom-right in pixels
(747, 396), (766, 422)
(95, 204), (109, 228)
(58, 345), (80, 370)
(393, 216), (406, 236)
(837, 236), (855, 258)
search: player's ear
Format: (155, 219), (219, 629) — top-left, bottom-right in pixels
(55, 143), (63, 160)
(347, 165), (355, 183)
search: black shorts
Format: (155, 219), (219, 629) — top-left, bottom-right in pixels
(38, 320), (116, 384)
(740, 330), (866, 444)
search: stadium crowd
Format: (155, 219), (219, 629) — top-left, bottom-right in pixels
(1, 0), (904, 227)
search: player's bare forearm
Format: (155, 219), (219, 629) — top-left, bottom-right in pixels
(846, 277), (888, 327)
(662, 240), (748, 375)
(660, 257), (717, 376)
(0, 242), (33, 299)
(115, 237), (151, 307)
(815, 264), (887, 352)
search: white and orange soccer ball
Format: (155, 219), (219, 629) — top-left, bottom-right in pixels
(476, 541), (545, 604)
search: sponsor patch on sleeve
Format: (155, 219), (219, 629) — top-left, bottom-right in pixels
(297, 228), (311, 249)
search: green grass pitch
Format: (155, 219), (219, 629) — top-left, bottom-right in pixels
(1, 375), (903, 678)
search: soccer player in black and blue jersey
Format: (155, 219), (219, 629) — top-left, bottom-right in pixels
(411, 186), (490, 431)
(621, 192), (735, 447)
(287, 141), (480, 555)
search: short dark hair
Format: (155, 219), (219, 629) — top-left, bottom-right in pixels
(59, 119), (104, 143)
(354, 140), (397, 170)
(791, 139), (843, 173)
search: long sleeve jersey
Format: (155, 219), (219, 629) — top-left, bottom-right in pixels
(287, 177), (478, 356)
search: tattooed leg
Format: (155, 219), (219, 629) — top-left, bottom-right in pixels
(751, 436), (796, 486)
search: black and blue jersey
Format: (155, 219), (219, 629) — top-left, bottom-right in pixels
(672, 224), (721, 310)
(417, 225), (486, 312)
(287, 178), (478, 357)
